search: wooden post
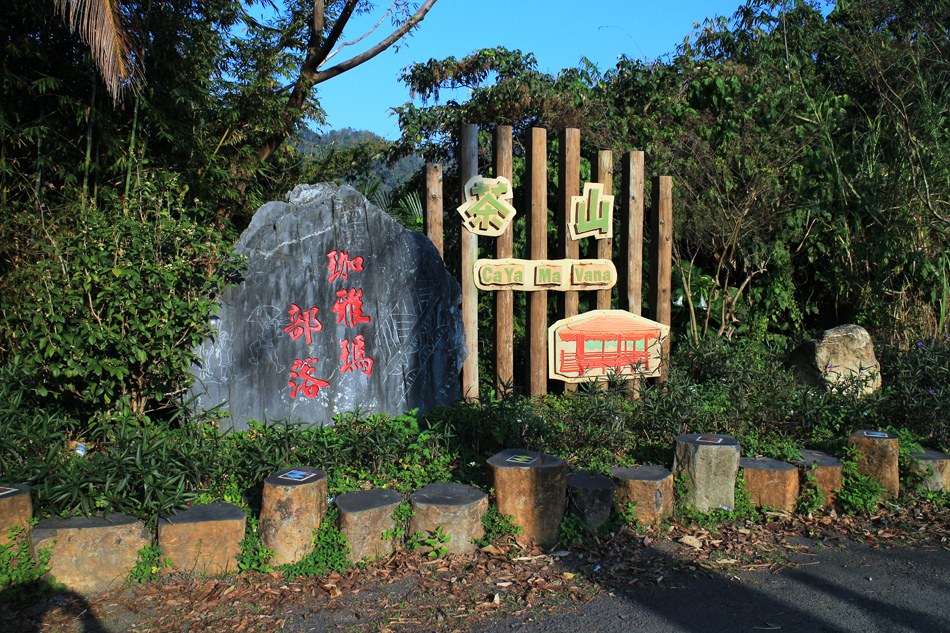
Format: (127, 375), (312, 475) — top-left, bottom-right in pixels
(594, 150), (613, 311)
(619, 152), (645, 397)
(494, 126), (514, 397)
(558, 129), (581, 393)
(425, 163), (443, 259)
(526, 128), (548, 398)
(459, 124), (479, 400)
(619, 151), (644, 315)
(650, 175), (673, 381)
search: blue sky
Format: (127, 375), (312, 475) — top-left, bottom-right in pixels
(312, 0), (750, 139)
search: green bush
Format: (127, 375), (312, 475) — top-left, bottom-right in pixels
(282, 507), (351, 579)
(838, 449), (887, 514)
(473, 506), (522, 548)
(0, 173), (241, 421)
(0, 528), (62, 603)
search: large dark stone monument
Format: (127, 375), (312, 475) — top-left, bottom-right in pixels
(190, 184), (466, 430)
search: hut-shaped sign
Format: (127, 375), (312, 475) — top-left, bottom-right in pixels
(548, 310), (670, 382)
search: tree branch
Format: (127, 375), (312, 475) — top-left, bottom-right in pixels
(312, 0), (437, 85)
(253, 0), (438, 166)
(318, 0), (397, 69)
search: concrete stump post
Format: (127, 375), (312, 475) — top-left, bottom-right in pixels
(32, 513), (151, 594)
(408, 483), (488, 556)
(566, 472), (616, 531)
(910, 449), (950, 492)
(673, 434), (740, 513)
(486, 449), (566, 547)
(336, 489), (403, 563)
(795, 450), (843, 508)
(848, 430), (900, 499)
(0, 484), (32, 546)
(158, 502), (246, 575)
(260, 467), (328, 566)
(739, 457), (800, 513)
(610, 465), (674, 526)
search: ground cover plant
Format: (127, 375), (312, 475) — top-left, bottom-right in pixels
(2, 0), (949, 624)
(3, 335), (947, 530)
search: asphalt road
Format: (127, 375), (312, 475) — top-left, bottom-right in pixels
(478, 539), (950, 633)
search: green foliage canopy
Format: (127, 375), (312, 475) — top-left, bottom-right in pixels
(393, 0), (950, 343)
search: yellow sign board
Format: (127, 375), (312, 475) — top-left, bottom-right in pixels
(475, 259), (617, 292)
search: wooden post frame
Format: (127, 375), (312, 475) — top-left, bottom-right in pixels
(558, 128), (581, 393)
(650, 175), (673, 381)
(494, 126), (514, 397)
(594, 150), (614, 311)
(425, 163), (443, 259)
(459, 124), (479, 400)
(526, 127), (548, 397)
(448, 124), (672, 399)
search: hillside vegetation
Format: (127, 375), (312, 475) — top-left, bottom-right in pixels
(0, 0), (947, 533)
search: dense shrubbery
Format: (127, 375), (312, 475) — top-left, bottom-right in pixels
(0, 174), (241, 421)
(4, 336), (947, 526)
(393, 0), (950, 345)
(0, 1), (947, 565)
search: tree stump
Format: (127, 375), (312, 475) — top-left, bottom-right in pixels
(0, 484), (32, 546)
(795, 450), (843, 507)
(672, 434), (740, 513)
(609, 465), (673, 526)
(910, 449), (950, 492)
(409, 483), (488, 556)
(739, 457), (799, 513)
(566, 472), (615, 531)
(336, 489), (403, 563)
(158, 502), (246, 575)
(848, 430), (899, 499)
(486, 449), (566, 547)
(260, 467), (328, 566)
(33, 513), (151, 594)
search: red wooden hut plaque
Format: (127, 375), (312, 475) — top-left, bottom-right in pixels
(547, 310), (670, 382)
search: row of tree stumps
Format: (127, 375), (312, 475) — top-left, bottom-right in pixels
(2, 432), (948, 595)
(487, 430), (950, 546)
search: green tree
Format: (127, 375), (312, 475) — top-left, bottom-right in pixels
(392, 0), (950, 343)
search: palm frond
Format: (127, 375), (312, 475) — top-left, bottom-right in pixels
(54, 0), (141, 102)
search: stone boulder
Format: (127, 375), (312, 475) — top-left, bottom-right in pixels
(566, 472), (615, 532)
(673, 434), (740, 513)
(408, 483), (488, 556)
(786, 324), (881, 395)
(609, 465), (673, 526)
(32, 513), (151, 594)
(158, 503), (246, 575)
(190, 183), (466, 431)
(0, 484), (32, 545)
(336, 489), (403, 563)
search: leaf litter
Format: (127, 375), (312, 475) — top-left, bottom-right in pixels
(1, 497), (947, 632)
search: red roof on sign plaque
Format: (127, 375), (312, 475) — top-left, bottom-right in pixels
(557, 316), (661, 342)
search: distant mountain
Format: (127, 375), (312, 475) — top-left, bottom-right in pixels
(295, 128), (423, 197)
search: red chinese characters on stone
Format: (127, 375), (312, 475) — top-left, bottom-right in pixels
(332, 288), (371, 327)
(327, 250), (364, 282)
(340, 335), (374, 376)
(288, 357), (330, 398)
(282, 304), (323, 344)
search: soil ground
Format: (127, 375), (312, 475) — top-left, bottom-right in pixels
(2, 499), (948, 633)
